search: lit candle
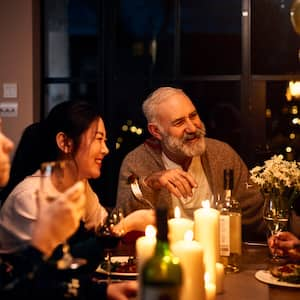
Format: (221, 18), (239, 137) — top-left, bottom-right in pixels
(171, 230), (205, 300)
(205, 272), (216, 300)
(216, 262), (224, 294)
(135, 225), (157, 271)
(194, 200), (220, 286)
(168, 206), (194, 245)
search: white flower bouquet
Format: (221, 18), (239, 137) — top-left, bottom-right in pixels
(250, 154), (300, 208)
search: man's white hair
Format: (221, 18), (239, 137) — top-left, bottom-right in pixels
(142, 87), (187, 123)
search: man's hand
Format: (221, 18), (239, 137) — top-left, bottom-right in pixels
(144, 168), (197, 200)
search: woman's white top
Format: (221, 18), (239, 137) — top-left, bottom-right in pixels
(0, 170), (107, 253)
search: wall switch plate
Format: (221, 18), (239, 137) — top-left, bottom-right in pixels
(0, 102), (18, 117)
(3, 83), (18, 98)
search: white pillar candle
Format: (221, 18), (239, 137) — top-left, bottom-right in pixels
(171, 230), (205, 300)
(194, 200), (220, 286)
(168, 206), (194, 245)
(205, 272), (216, 300)
(135, 225), (157, 271)
(216, 262), (225, 294)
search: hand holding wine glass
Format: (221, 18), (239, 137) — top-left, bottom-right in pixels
(263, 193), (290, 263)
(97, 208), (125, 281)
(39, 160), (87, 270)
(33, 181), (85, 257)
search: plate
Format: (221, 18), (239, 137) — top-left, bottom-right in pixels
(96, 256), (138, 277)
(255, 270), (300, 288)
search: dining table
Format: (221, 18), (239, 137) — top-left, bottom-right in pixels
(93, 236), (300, 300)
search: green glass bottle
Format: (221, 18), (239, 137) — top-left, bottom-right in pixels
(141, 205), (182, 300)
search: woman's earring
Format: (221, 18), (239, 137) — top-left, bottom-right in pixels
(63, 145), (70, 154)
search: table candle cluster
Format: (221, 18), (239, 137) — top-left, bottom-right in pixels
(136, 202), (225, 300)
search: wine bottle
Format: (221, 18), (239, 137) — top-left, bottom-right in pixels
(140, 204), (182, 300)
(219, 169), (242, 273)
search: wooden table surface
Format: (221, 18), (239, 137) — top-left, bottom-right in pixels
(217, 243), (300, 300)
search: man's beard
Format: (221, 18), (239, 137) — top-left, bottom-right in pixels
(162, 127), (206, 157)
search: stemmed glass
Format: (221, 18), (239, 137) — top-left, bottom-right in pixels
(97, 208), (125, 281)
(262, 192), (290, 263)
(39, 160), (87, 270)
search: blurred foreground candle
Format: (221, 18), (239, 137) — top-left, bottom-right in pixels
(136, 225), (157, 300)
(171, 230), (205, 300)
(194, 200), (220, 286)
(216, 262), (224, 294)
(168, 206), (194, 245)
(136, 225), (156, 270)
(205, 273), (216, 300)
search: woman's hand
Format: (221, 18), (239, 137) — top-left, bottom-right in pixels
(123, 209), (155, 233)
(32, 181), (85, 257)
(107, 280), (137, 300)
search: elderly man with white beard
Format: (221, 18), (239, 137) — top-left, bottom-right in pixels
(116, 87), (266, 241)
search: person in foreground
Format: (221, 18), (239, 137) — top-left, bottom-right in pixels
(0, 120), (85, 294)
(0, 104), (139, 299)
(0, 120), (88, 257)
(116, 86), (266, 241)
(268, 231), (300, 260)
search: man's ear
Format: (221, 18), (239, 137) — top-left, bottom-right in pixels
(148, 123), (162, 140)
(56, 132), (73, 154)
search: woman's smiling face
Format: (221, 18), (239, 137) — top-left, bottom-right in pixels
(74, 117), (109, 180)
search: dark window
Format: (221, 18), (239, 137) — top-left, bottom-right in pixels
(251, 0), (300, 74)
(181, 0), (241, 75)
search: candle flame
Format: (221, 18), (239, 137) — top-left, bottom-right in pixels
(174, 206), (181, 218)
(202, 199), (210, 208)
(145, 225), (156, 239)
(184, 230), (193, 241)
(289, 81), (300, 98)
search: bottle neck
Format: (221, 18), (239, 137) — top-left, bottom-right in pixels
(225, 189), (232, 201)
(224, 189), (241, 212)
(155, 204), (170, 255)
(223, 169), (234, 198)
(155, 238), (171, 256)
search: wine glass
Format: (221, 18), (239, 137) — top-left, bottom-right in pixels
(97, 208), (125, 281)
(262, 192), (290, 263)
(39, 160), (87, 270)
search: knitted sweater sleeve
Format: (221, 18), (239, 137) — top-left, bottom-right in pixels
(116, 142), (170, 216)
